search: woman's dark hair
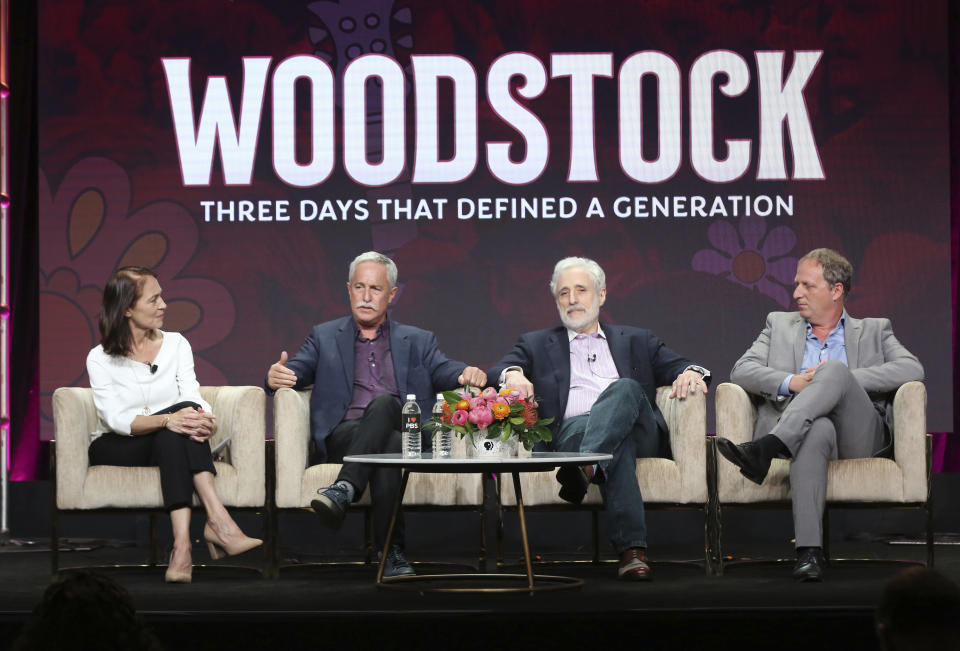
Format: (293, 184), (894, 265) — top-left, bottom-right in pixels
(99, 266), (157, 356)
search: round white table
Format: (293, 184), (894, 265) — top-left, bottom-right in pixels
(342, 451), (612, 593)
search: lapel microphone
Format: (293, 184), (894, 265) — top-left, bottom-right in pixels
(146, 362), (158, 374)
(588, 354), (597, 363)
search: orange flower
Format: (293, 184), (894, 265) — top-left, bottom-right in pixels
(456, 399), (470, 412)
(492, 403), (511, 420)
(441, 402), (453, 424)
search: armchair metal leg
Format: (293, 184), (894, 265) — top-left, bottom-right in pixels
(705, 435), (722, 576)
(51, 509), (59, 579)
(50, 442), (59, 579)
(149, 513), (158, 566)
(926, 433), (934, 567)
(263, 497), (279, 579)
(363, 509), (374, 564)
(822, 510), (830, 562)
(591, 511), (600, 564)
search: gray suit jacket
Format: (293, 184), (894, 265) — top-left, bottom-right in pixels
(730, 311), (924, 451)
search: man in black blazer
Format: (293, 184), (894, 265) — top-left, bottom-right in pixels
(488, 256), (709, 580)
(266, 251), (486, 577)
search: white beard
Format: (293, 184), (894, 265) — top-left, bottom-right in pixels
(559, 301), (599, 332)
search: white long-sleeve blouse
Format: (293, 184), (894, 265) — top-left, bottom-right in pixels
(86, 331), (212, 439)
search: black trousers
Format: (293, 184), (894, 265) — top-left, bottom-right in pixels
(88, 401), (216, 511)
(325, 394), (404, 549)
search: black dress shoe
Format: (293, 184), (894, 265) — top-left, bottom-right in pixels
(716, 437), (772, 485)
(792, 547), (824, 582)
(556, 466), (589, 504)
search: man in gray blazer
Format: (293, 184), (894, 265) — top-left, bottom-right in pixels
(716, 248), (923, 581)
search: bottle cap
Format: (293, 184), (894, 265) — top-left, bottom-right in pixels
(406, 394), (416, 400)
(436, 393), (443, 400)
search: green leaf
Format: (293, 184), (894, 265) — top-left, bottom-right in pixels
(509, 417), (525, 425)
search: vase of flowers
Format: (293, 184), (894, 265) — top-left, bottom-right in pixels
(426, 387), (553, 458)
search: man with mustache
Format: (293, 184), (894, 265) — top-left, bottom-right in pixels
(489, 256), (710, 580)
(716, 248), (923, 581)
(266, 251), (486, 577)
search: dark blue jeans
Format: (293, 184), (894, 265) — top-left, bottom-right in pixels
(555, 379), (659, 552)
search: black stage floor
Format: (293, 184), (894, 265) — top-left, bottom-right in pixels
(3, 476), (960, 650)
(0, 539), (954, 650)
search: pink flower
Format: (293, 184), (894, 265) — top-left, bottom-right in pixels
(452, 410), (469, 426)
(469, 396), (486, 411)
(468, 406), (495, 428)
(481, 387), (498, 401)
(495, 396), (509, 405)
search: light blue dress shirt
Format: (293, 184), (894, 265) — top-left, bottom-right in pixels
(778, 311), (849, 396)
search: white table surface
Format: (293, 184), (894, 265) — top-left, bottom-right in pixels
(342, 451), (612, 472)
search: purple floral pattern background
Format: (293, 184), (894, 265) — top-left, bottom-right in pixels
(693, 218), (798, 308)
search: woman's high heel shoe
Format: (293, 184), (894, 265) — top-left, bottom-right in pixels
(165, 549), (193, 583)
(204, 523), (263, 560)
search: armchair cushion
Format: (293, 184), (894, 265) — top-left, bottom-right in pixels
(53, 386), (266, 510)
(715, 381), (927, 504)
(273, 388), (483, 509)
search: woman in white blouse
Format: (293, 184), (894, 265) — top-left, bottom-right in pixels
(87, 266), (261, 583)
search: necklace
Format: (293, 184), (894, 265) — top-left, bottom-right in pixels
(128, 359), (154, 415)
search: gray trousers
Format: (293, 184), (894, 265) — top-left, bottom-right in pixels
(769, 361), (885, 548)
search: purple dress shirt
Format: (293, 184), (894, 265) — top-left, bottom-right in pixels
(345, 321), (400, 420)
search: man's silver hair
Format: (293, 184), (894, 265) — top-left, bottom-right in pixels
(799, 248), (853, 300)
(348, 251), (398, 288)
(549, 256), (606, 296)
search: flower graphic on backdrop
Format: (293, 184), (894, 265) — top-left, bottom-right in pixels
(38, 157), (235, 433)
(692, 217), (798, 307)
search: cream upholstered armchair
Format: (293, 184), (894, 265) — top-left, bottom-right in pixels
(271, 388), (486, 573)
(51, 386), (267, 575)
(497, 387), (709, 567)
(711, 381), (931, 574)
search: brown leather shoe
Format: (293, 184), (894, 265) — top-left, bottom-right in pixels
(618, 548), (652, 581)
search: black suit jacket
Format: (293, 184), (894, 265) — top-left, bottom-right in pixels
(488, 322), (702, 456)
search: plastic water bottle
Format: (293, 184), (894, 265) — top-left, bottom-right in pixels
(433, 393), (451, 458)
(402, 394), (421, 458)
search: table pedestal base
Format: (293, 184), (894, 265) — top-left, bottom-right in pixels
(378, 572), (583, 593)
(377, 469), (583, 593)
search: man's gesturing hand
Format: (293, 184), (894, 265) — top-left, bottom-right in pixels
(458, 366), (487, 388)
(267, 351), (298, 391)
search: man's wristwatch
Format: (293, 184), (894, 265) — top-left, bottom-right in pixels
(684, 364), (711, 381)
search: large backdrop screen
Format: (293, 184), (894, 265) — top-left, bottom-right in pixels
(38, 0), (951, 438)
